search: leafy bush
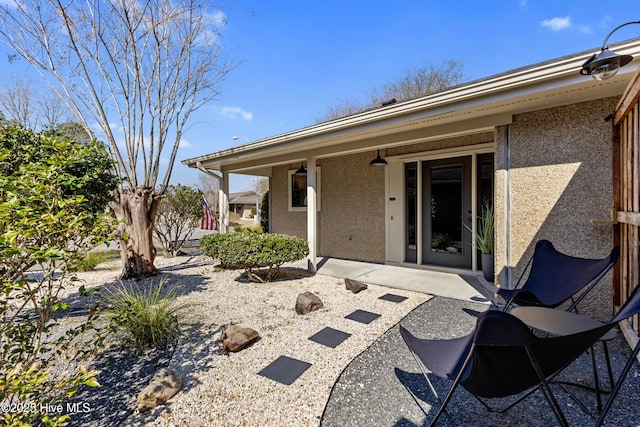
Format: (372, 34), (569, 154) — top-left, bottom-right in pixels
(0, 125), (118, 426)
(102, 278), (190, 349)
(200, 233), (309, 282)
(199, 233), (229, 261)
(153, 184), (203, 257)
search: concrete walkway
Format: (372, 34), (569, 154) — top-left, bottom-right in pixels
(288, 257), (491, 304)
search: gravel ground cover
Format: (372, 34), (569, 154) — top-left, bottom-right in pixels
(61, 253), (430, 426)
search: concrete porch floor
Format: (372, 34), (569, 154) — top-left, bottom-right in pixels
(288, 257), (491, 304)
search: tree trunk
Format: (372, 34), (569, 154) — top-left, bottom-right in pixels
(110, 186), (162, 279)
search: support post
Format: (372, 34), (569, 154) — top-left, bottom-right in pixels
(219, 171), (230, 234)
(306, 158), (317, 272)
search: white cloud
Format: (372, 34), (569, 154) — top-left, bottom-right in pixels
(221, 106), (254, 121)
(209, 10), (228, 27)
(541, 16), (571, 31)
(180, 138), (192, 148)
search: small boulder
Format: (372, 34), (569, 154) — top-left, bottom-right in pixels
(220, 325), (259, 352)
(295, 291), (324, 315)
(345, 278), (368, 293)
(136, 368), (182, 413)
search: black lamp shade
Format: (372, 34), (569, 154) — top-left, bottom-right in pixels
(369, 150), (388, 167)
(294, 162), (307, 175)
(580, 48), (633, 80)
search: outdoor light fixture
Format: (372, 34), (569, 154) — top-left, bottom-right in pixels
(369, 149), (389, 167)
(294, 162), (307, 175)
(232, 135), (250, 142)
(580, 20), (640, 80)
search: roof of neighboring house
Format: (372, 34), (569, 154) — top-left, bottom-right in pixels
(228, 191), (258, 204)
(183, 38), (640, 176)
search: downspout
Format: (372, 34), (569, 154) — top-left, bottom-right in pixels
(196, 161), (229, 234)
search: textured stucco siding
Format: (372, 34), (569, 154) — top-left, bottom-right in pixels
(270, 154), (386, 262)
(271, 165), (307, 238)
(495, 97), (617, 317)
(319, 152), (386, 262)
(391, 131), (494, 155)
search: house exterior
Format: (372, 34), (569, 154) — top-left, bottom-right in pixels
(229, 191), (259, 219)
(183, 39), (640, 298)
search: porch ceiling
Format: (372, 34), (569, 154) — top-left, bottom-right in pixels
(183, 38), (640, 176)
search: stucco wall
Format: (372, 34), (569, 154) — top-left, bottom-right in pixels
(495, 97), (618, 317)
(271, 165), (307, 238)
(270, 153), (386, 262)
(320, 152), (386, 262)
(390, 131), (494, 155)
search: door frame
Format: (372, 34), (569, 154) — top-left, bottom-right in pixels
(421, 156), (473, 268)
(386, 143), (494, 272)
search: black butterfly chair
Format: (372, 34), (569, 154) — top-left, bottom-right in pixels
(481, 240), (619, 312)
(399, 284), (640, 427)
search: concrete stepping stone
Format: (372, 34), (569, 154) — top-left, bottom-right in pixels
(309, 327), (351, 348)
(345, 309), (381, 324)
(378, 293), (408, 303)
(258, 355), (312, 385)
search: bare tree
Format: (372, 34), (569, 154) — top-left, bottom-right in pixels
(0, 0), (235, 278)
(316, 59), (465, 122)
(249, 176), (269, 196)
(40, 92), (71, 131)
(0, 76), (73, 131)
(0, 77), (39, 129)
(198, 173), (221, 214)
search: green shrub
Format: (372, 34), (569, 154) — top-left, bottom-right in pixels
(200, 233), (309, 282)
(200, 233), (230, 261)
(103, 278), (190, 349)
(0, 126), (117, 426)
(153, 184), (202, 257)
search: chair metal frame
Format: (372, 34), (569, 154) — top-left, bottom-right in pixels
(400, 283), (640, 427)
(481, 240), (619, 312)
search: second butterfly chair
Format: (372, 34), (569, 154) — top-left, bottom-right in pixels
(481, 240), (619, 312)
(399, 283), (640, 427)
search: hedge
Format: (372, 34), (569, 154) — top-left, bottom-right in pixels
(200, 233), (309, 282)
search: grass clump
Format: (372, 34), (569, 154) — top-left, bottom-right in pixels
(69, 250), (117, 271)
(103, 278), (190, 349)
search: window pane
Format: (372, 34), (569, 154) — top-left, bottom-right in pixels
(430, 165), (463, 254)
(291, 174), (307, 207)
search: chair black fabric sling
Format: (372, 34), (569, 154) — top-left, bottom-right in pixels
(399, 283), (640, 427)
(481, 240), (619, 312)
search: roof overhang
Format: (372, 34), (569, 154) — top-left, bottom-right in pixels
(183, 38), (640, 176)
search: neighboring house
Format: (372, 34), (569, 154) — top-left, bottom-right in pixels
(229, 191), (259, 219)
(183, 38), (640, 301)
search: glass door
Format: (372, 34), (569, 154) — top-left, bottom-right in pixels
(421, 157), (472, 268)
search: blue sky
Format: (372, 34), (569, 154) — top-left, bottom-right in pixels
(1, 1), (639, 192)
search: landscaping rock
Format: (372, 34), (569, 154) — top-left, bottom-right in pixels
(220, 325), (260, 352)
(345, 278), (368, 293)
(136, 368), (182, 413)
(295, 291), (324, 315)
